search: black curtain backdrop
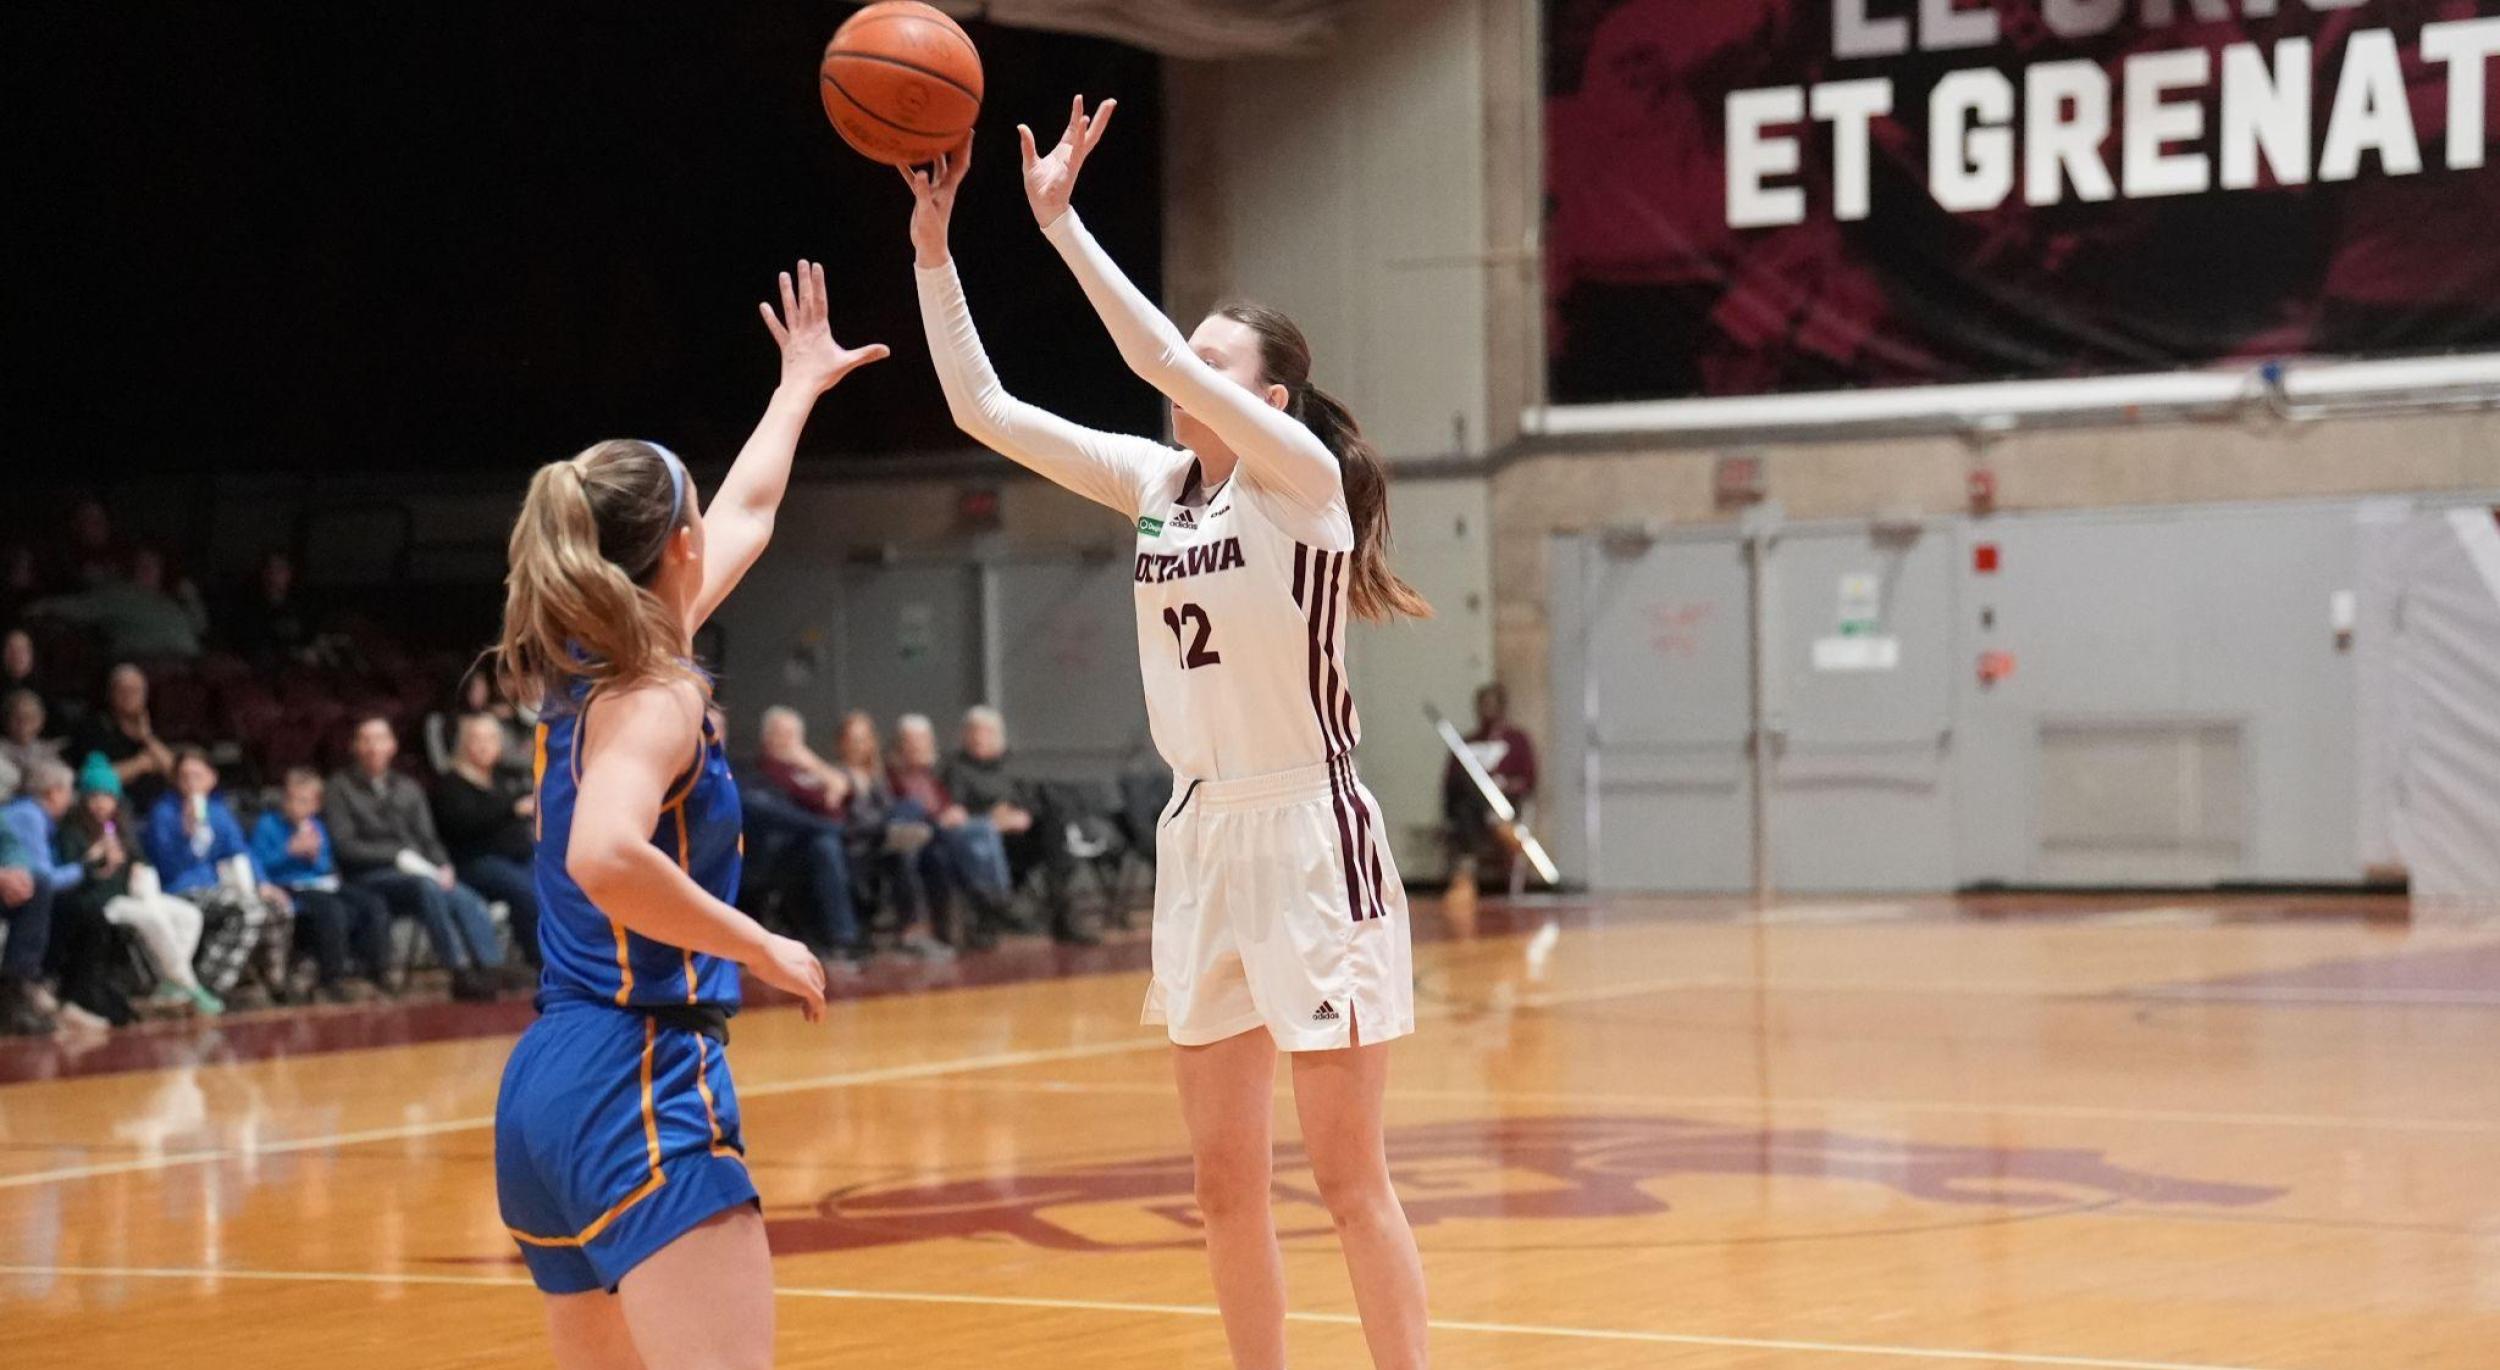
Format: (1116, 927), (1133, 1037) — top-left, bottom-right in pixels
(4, 2), (1164, 474)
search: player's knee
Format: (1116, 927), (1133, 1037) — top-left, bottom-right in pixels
(1191, 1147), (1270, 1221)
(1307, 1146), (1394, 1226)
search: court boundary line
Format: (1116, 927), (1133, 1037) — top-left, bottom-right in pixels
(0, 1036), (1171, 1192)
(0, 972), (1716, 1193)
(0, 1262), (2289, 1370)
(854, 1075), (2500, 1135)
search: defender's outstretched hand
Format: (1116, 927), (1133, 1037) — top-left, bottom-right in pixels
(1019, 95), (1115, 229)
(758, 259), (888, 394)
(902, 132), (975, 269)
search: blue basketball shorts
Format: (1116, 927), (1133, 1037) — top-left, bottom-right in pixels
(494, 999), (757, 1294)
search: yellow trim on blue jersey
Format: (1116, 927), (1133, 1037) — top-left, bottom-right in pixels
(693, 1034), (738, 1160)
(610, 919), (634, 1007)
(532, 723), (548, 842)
(505, 1018), (668, 1248)
(670, 800), (698, 1004)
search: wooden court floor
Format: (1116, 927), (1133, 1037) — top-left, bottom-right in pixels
(1, 895), (2494, 1368)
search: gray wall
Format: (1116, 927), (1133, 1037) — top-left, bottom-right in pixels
(1543, 495), (2483, 892)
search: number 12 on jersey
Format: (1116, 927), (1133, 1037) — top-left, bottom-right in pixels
(1162, 603), (1221, 670)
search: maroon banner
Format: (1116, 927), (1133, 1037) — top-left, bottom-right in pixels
(1544, 1), (2500, 404)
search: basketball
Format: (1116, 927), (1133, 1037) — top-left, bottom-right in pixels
(819, 2), (983, 167)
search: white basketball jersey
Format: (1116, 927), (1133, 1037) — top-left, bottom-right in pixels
(1132, 461), (1358, 782)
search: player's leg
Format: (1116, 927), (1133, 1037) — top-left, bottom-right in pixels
(1291, 1031), (1428, 1370)
(545, 1291), (649, 1370)
(615, 1207), (777, 1370)
(1174, 1027), (1289, 1370)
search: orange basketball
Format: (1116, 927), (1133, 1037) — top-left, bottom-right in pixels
(819, 2), (983, 167)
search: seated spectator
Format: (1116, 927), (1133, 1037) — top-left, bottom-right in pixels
(74, 664), (179, 815)
(143, 747), (292, 1008)
(7, 759), (134, 1028)
(945, 705), (1094, 945)
(1442, 682), (1540, 889)
(0, 771), (61, 1034)
(891, 713), (1016, 950)
(759, 704), (853, 818)
(52, 497), (124, 593)
(424, 670), (535, 779)
(2, 689), (66, 801)
(743, 706), (863, 963)
(1, 627), (37, 700)
(430, 715), (543, 969)
(30, 546), (209, 660)
(1, 547), (36, 629)
(835, 710), (950, 961)
(55, 755), (219, 1015)
(325, 715), (510, 1001)
(225, 550), (315, 666)
(251, 768), (394, 1001)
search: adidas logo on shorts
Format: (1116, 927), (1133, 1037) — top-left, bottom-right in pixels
(1311, 1001), (1340, 1023)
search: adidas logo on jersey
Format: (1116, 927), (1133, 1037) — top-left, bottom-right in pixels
(1311, 1001), (1340, 1023)
(1169, 507), (1198, 529)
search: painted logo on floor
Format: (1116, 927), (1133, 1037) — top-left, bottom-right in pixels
(761, 1115), (2286, 1254)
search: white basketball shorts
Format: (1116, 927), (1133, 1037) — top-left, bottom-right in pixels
(1143, 757), (1415, 1051)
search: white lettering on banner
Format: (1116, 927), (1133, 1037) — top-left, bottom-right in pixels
(2025, 61), (2118, 206)
(1923, 0), (2000, 53)
(2043, 0), (2127, 40)
(2218, 40), (2312, 189)
(1834, 0), (1910, 60)
(1813, 80), (1895, 221)
(2123, 48), (2210, 198)
(1719, 7), (2500, 229)
(2425, 18), (2500, 171)
(1727, 87), (1807, 228)
(1932, 69), (2017, 212)
(2319, 29), (2420, 183)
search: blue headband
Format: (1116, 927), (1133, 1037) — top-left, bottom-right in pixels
(650, 442), (689, 529)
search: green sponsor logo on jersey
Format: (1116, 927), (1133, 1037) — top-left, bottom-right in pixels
(1137, 515), (1165, 537)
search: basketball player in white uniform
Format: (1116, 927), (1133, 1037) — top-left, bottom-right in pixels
(903, 100), (1431, 1369)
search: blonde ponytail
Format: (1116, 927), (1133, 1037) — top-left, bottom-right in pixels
(497, 440), (699, 707)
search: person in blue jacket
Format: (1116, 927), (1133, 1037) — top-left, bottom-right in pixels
(142, 747), (291, 1004)
(250, 766), (393, 1001)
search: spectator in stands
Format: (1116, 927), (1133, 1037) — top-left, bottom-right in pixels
(946, 705), (1093, 945)
(6, 759), (133, 1028)
(143, 747), (290, 1008)
(891, 713), (1015, 949)
(2, 689), (65, 801)
(836, 710), (951, 961)
(1, 628), (36, 698)
(1441, 682), (1540, 885)
(430, 714), (543, 968)
(30, 545), (208, 660)
(53, 498), (123, 593)
(746, 705), (864, 963)
(759, 704), (853, 818)
(74, 664), (178, 815)
(325, 715), (509, 1001)
(1, 547), (37, 629)
(55, 755), (217, 1015)
(0, 781), (59, 1034)
(225, 550), (313, 666)
(251, 768), (395, 1001)
(424, 670), (533, 780)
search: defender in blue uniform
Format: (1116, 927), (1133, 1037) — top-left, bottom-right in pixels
(489, 258), (883, 1369)
(495, 684), (753, 1294)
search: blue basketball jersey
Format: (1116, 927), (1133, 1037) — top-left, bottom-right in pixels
(532, 680), (744, 1011)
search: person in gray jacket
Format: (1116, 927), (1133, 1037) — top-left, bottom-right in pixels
(325, 715), (511, 1001)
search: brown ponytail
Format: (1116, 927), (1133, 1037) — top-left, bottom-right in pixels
(1217, 303), (1432, 623)
(497, 439), (699, 707)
